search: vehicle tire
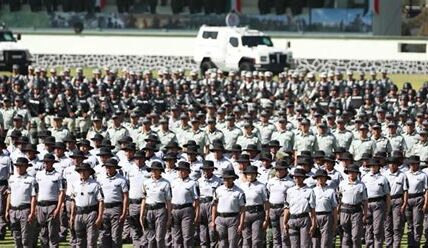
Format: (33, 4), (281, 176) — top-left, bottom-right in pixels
(239, 61), (254, 72)
(200, 60), (214, 75)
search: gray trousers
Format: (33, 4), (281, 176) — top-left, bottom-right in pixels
(243, 210), (265, 248)
(145, 207), (167, 248)
(215, 215), (239, 248)
(66, 199), (77, 247)
(74, 211), (98, 248)
(340, 211), (363, 248)
(288, 215), (312, 248)
(128, 202), (144, 247)
(312, 213), (334, 248)
(0, 185), (7, 236)
(172, 206), (195, 247)
(405, 195), (424, 247)
(99, 205), (123, 248)
(36, 204), (60, 248)
(10, 208), (36, 248)
(365, 200), (386, 248)
(59, 201), (68, 238)
(385, 197), (405, 248)
(269, 207), (290, 248)
(199, 202), (216, 248)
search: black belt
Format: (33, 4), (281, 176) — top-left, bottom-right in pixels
(390, 194), (403, 199)
(76, 205), (98, 214)
(0, 179), (7, 186)
(368, 196), (386, 203)
(340, 203), (362, 214)
(146, 203), (165, 210)
(129, 198), (142, 204)
(409, 192), (425, 199)
(11, 204), (31, 210)
(37, 201), (58, 207)
(200, 197), (214, 203)
(316, 211), (331, 215)
(245, 205), (264, 213)
(105, 202), (122, 208)
(217, 212), (238, 217)
(172, 203), (193, 210)
(270, 203), (284, 209)
(290, 212), (309, 219)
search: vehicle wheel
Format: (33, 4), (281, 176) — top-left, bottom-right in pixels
(239, 61), (254, 72)
(200, 60), (214, 75)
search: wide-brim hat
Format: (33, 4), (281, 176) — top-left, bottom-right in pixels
(118, 136), (133, 144)
(90, 134), (104, 141)
(53, 142), (66, 150)
(338, 152), (353, 161)
(97, 147), (114, 157)
(210, 144), (225, 152)
(201, 160), (216, 170)
(243, 144), (260, 153)
(236, 154), (251, 163)
(146, 161), (165, 172)
(163, 152), (177, 161)
(176, 161), (191, 172)
(405, 156), (420, 165)
(312, 169), (331, 180)
(228, 144), (242, 153)
(268, 140), (281, 148)
(312, 151), (326, 159)
(69, 150), (88, 159)
(77, 140), (93, 149)
(183, 140), (199, 148)
(21, 144), (39, 154)
(42, 154), (58, 163)
(103, 158), (121, 169)
(222, 169), (238, 179)
(344, 164), (360, 174)
(142, 144), (159, 152)
(144, 135), (159, 143)
(274, 160), (290, 170)
(165, 141), (181, 150)
(14, 157), (30, 167)
(292, 168), (308, 178)
(75, 163), (95, 174)
(243, 165), (260, 175)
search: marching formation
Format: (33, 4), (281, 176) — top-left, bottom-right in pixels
(0, 64), (428, 248)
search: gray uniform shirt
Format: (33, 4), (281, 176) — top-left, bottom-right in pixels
(361, 172), (390, 198)
(313, 185), (338, 212)
(36, 169), (64, 202)
(285, 185), (316, 215)
(98, 173), (128, 204)
(214, 184), (245, 213)
(240, 180), (268, 206)
(124, 163), (150, 200)
(70, 178), (104, 207)
(405, 170), (428, 194)
(267, 175), (294, 205)
(338, 180), (368, 205)
(8, 173), (37, 206)
(198, 175), (222, 198)
(383, 170), (408, 196)
(171, 177), (199, 205)
(142, 177), (172, 204)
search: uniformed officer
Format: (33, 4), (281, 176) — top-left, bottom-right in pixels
(36, 153), (65, 248)
(240, 165), (269, 247)
(107, 111), (130, 151)
(383, 155), (408, 248)
(197, 160), (222, 248)
(6, 157), (37, 248)
(266, 160), (294, 247)
(211, 169), (245, 248)
(69, 163), (104, 248)
(221, 115), (243, 150)
(140, 161), (172, 248)
(315, 122), (337, 156)
(170, 161), (200, 247)
(293, 118), (317, 158)
(312, 169), (338, 248)
(361, 158), (391, 248)
(349, 124), (376, 161)
(333, 116), (353, 150)
(50, 114), (70, 142)
(339, 164), (368, 248)
(405, 155), (428, 247)
(283, 168), (317, 248)
(98, 158), (129, 248)
(236, 121), (260, 150)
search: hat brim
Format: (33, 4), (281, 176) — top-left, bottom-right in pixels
(75, 167), (95, 174)
(22, 149), (39, 154)
(42, 159), (58, 163)
(14, 162), (31, 167)
(344, 169), (360, 174)
(146, 167), (164, 172)
(222, 175), (238, 180)
(313, 175), (331, 180)
(292, 173), (307, 178)
(200, 166), (216, 170)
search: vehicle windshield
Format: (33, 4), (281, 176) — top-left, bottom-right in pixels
(241, 36), (273, 47)
(0, 32), (16, 42)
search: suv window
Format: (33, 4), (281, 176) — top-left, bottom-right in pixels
(0, 32), (16, 42)
(229, 37), (239, 47)
(241, 36), (273, 47)
(202, 31), (218, 39)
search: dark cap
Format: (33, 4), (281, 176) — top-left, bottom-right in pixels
(42, 153), (58, 163)
(147, 161), (164, 172)
(176, 161), (191, 172)
(344, 164), (360, 174)
(14, 157), (30, 167)
(312, 169), (331, 180)
(75, 163), (95, 174)
(293, 168), (307, 178)
(222, 169), (238, 179)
